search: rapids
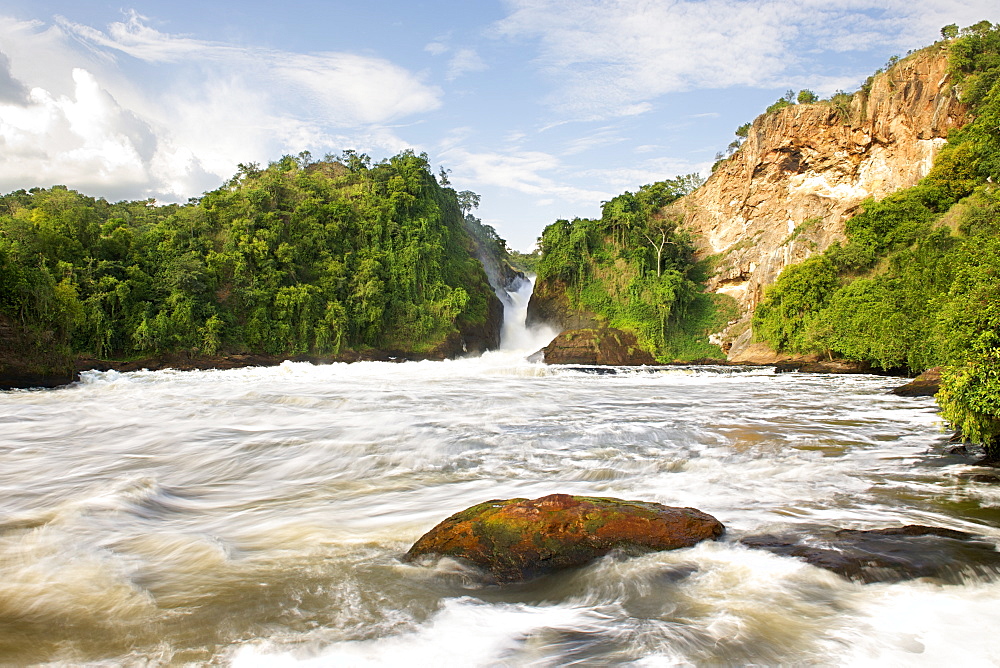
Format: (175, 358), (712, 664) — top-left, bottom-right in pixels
(1, 278), (998, 665)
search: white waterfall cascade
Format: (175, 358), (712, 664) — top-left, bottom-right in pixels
(496, 274), (558, 353)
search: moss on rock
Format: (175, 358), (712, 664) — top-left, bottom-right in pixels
(404, 493), (724, 583)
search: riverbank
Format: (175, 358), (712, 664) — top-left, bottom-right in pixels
(0, 348), (465, 391)
(0, 323), (503, 391)
(0, 348), (921, 392)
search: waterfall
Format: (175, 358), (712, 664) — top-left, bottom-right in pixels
(497, 274), (557, 353)
(462, 230), (556, 355)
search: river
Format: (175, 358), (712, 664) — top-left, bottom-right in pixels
(1, 280), (998, 666)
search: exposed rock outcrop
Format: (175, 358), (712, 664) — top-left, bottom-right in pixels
(539, 327), (656, 365)
(669, 48), (969, 359)
(741, 525), (1000, 584)
(404, 493), (725, 583)
(526, 278), (601, 332)
(892, 366), (943, 396)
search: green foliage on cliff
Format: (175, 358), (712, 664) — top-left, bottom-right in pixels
(0, 151), (499, 360)
(535, 174), (733, 361)
(508, 249), (540, 273)
(752, 21), (1000, 455)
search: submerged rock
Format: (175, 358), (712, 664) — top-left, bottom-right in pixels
(770, 359), (875, 374)
(404, 493), (725, 583)
(539, 328), (656, 366)
(964, 473), (1000, 483)
(741, 524), (1000, 584)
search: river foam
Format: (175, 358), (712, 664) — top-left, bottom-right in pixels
(1, 356), (998, 664)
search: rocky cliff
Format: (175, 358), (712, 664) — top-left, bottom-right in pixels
(669, 46), (969, 361)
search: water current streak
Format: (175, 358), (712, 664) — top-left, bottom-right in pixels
(0, 349), (998, 664)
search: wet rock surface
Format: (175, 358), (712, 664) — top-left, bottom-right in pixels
(405, 494), (725, 583)
(772, 360), (876, 374)
(741, 525), (1000, 583)
(539, 328), (656, 366)
(964, 473), (1000, 483)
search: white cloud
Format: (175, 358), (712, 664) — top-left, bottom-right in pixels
(437, 126), (476, 153)
(62, 11), (228, 63)
(442, 146), (610, 202)
(0, 13), (440, 200)
(504, 130), (528, 145)
(495, 0), (790, 118)
(0, 68), (164, 196)
(447, 48), (488, 80)
(561, 126), (626, 155)
(495, 0), (1000, 119)
(425, 41), (449, 56)
(60, 12), (441, 126)
(0, 52), (29, 104)
(576, 156), (711, 193)
(274, 52), (441, 125)
(423, 37), (489, 81)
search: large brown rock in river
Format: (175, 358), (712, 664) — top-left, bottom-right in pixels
(404, 494), (725, 583)
(539, 328), (656, 365)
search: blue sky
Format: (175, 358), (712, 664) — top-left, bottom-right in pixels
(1, 2), (998, 250)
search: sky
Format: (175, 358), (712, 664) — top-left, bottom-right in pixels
(0, 2), (998, 251)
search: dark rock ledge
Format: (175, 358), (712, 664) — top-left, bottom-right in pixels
(537, 328), (657, 366)
(2, 341), (485, 391)
(891, 366), (942, 397)
(741, 524), (1000, 584)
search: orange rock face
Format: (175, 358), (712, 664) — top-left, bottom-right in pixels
(404, 494), (725, 583)
(666, 48), (969, 359)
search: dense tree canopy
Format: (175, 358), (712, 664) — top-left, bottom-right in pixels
(535, 173), (732, 361)
(0, 150), (500, 362)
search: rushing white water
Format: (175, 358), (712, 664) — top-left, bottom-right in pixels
(497, 274), (557, 353)
(1, 315), (999, 664)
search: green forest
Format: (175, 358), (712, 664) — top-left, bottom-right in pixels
(0, 150), (503, 376)
(752, 21), (1000, 457)
(533, 173), (737, 362)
